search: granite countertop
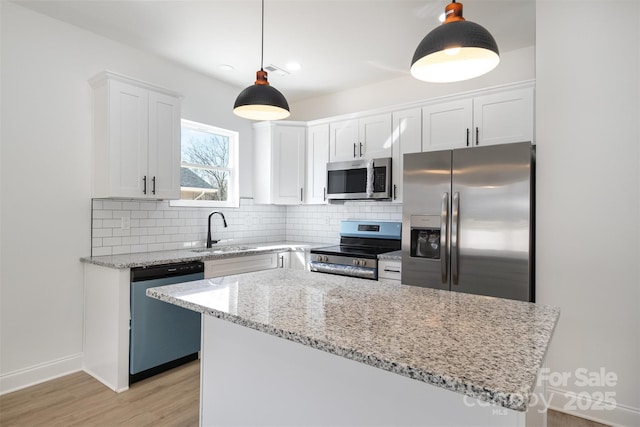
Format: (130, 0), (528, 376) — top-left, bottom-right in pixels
(80, 241), (322, 269)
(378, 249), (402, 260)
(147, 269), (559, 412)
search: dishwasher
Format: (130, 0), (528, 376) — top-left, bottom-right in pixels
(129, 261), (204, 384)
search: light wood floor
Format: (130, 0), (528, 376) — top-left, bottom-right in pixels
(1, 361), (609, 427)
(0, 361), (199, 427)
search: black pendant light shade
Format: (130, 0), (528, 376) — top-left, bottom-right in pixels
(411, 1), (499, 83)
(233, 70), (290, 121)
(233, 0), (290, 120)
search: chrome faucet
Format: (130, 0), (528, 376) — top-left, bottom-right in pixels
(206, 211), (228, 248)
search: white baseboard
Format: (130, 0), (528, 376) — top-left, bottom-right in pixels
(82, 366), (129, 393)
(0, 353), (83, 395)
(547, 386), (640, 427)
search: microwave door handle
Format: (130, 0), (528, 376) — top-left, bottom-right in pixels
(441, 192), (449, 284)
(451, 192), (460, 285)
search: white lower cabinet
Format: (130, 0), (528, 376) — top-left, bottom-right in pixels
(83, 263), (131, 392)
(279, 250), (307, 270)
(204, 253), (278, 279)
(378, 259), (401, 282)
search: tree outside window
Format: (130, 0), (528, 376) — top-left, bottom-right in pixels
(170, 120), (239, 207)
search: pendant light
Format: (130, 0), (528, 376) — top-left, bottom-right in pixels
(233, 0), (290, 121)
(410, 0), (499, 83)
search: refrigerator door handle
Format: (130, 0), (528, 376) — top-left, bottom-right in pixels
(451, 192), (460, 285)
(441, 192), (449, 284)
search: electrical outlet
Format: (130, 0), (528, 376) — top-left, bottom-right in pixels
(121, 216), (131, 230)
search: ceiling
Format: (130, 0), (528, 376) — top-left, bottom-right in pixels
(13, 0), (535, 103)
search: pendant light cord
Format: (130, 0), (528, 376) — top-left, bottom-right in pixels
(260, 0), (264, 71)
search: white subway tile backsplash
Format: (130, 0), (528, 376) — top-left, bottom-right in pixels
(102, 201), (123, 210)
(91, 198), (401, 255)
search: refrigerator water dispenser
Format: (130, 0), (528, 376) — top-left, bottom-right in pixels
(409, 215), (441, 259)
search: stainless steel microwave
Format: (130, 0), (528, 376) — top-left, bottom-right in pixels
(326, 157), (392, 200)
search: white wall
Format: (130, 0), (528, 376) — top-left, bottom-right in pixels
(290, 45), (535, 121)
(536, 2), (640, 426)
(0, 2), (252, 392)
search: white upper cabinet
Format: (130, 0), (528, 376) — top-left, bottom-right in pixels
(147, 91), (182, 199)
(422, 98), (473, 151)
(329, 119), (359, 162)
(329, 113), (392, 162)
(472, 87), (534, 146)
(391, 108), (422, 203)
(422, 85), (534, 151)
(90, 72), (181, 199)
(306, 124), (330, 204)
(253, 122), (306, 205)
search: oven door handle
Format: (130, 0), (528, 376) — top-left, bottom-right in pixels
(309, 261), (377, 280)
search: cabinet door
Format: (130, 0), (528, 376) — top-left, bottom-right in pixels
(306, 124), (329, 204)
(422, 98), (473, 152)
(473, 87), (534, 146)
(391, 108), (422, 203)
(359, 113), (392, 159)
(108, 80), (149, 198)
(272, 126), (306, 204)
(329, 119), (359, 162)
(148, 91), (181, 199)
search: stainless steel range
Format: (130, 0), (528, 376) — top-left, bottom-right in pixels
(310, 220), (401, 280)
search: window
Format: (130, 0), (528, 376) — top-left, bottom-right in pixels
(170, 119), (239, 207)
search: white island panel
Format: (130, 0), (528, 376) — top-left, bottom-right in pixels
(201, 315), (531, 426)
(147, 269), (558, 426)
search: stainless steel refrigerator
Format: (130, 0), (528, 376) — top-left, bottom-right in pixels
(401, 142), (535, 302)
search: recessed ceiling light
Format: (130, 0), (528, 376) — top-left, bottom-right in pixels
(286, 62), (301, 72)
(218, 64), (235, 72)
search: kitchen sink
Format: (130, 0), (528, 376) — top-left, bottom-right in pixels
(191, 245), (255, 254)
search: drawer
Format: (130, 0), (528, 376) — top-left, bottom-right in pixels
(378, 259), (401, 281)
(204, 253), (278, 279)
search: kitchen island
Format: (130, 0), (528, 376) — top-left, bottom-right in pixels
(148, 269), (559, 426)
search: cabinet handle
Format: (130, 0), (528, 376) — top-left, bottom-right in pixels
(393, 184), (397, 200)
(475, 127), (479, 146)
(300, 188), (303, 202)
(353, 143), (356, 158)
(142, 176), (147, 195)
(279, 255), (285, 268)
(384, 268), (401, 273)
(466, 128), (470, 146)
(359, 142), (363, 157)
(323, 187), (326, 201)
(152, 176), (156, 195)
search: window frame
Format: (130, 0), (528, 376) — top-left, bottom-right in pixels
(170, 119), (240, 208)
